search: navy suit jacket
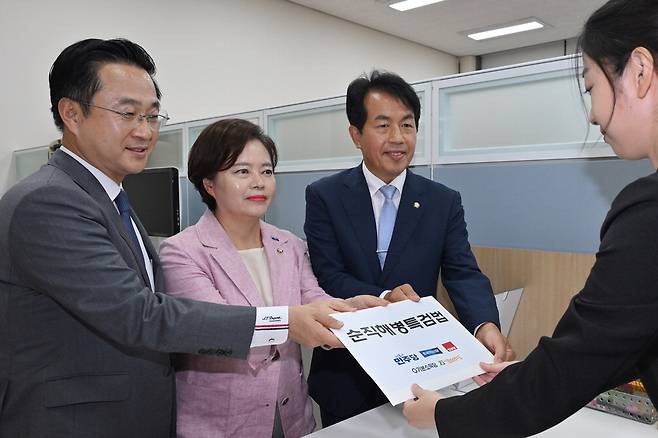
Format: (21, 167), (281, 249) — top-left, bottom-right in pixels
(304, 165), (499, 418)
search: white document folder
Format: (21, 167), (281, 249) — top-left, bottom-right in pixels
(331, 297), (494, 405)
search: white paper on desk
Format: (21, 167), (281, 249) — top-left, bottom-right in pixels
(331, 296), (494, 406)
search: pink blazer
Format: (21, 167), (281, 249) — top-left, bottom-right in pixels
(160, 209), (330, 438)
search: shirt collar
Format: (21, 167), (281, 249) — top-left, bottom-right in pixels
(60, 145), (122, 202)
(361, 162), (406, 199)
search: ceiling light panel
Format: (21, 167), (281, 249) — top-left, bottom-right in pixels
(467, 20), (545, 41)
(389, 0), (447, 12)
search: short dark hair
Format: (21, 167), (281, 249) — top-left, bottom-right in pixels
(578, 0), (658, 83)
(346, 70), (421, 132)
(188, 119), (278, 211)
(49, 38), (162, 131)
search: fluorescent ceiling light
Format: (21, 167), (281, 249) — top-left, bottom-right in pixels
(468, 20), (544, 41)
(389, 0), (446, 12)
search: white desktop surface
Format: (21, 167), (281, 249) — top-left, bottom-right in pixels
(306, 389), (657, 437)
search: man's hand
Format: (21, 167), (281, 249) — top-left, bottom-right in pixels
(288, 300), (355, 348)
(473, 360), (519, 386)
(345, 295), (389, 310)
(384, 283), (421, 303)
(402, 384), (442, 429)
(475, 322), (516, 362)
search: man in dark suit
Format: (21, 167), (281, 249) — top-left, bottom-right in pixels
(305, 70), (515, 426)
(0, 38), (358, 438)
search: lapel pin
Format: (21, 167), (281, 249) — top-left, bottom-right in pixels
(276, 248), (284, 254)
(413, 202), (421, 209)
(271, 236), (280, 241)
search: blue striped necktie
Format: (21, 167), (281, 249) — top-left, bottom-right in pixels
(114, 189), (145, 269)
(377, 185), (397, 268)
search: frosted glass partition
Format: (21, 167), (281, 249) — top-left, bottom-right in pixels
(188, 124), (206, 150)
(414, 82), (430, 165)
(265, 97), (359, 172)
(188, 114), (263, 148)
(435, 57), (611, 163)
(14, 146), (50, 182)
(148, 127), (184, 170)
(266, 84), (431, 172)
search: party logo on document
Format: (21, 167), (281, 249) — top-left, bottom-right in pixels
(419, 347), (442, 358)
(442, 341), (458, 352)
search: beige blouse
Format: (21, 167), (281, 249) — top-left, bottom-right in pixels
(238, 247), (274, 306)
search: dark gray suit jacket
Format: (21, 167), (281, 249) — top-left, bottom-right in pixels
(0, 150), (256, 437)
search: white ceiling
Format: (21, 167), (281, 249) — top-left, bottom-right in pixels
(288, 0), (607, 56)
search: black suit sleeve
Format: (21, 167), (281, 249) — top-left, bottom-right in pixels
(435, 193), (658, 437)
(304, 184), (385, 298)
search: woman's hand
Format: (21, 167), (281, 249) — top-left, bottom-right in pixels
(472, 360), (520, 386)
(402, 384), (442, 429)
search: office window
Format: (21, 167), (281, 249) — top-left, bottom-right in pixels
(435, 57), (609, 163)
(148, 127), (184, 171)
(187, 113), (263, 148)
(13, 146), (50, 182)
(266, 84), (431, 172)
(265, 98), (358, 172)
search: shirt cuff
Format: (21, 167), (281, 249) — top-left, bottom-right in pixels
(379, 289), (391, 299)
(251, 306), (289, 347)
(473, 322), (487, 336)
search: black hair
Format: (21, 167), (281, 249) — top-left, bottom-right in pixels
(188, 119), (278, 211)
(578, 0), (658, 84)
(575, 0), (658, 136)
(346, 70), (421, 132)
(49, 38), (161, 131)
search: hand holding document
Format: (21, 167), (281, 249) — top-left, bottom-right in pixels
(330, 296), (494, 405)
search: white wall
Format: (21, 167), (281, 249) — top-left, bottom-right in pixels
(0, 0), (457, 194)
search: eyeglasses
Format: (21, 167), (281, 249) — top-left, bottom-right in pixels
(79, 102), (170, 130)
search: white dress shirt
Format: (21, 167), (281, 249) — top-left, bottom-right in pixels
(60, 146), (155, 291)
(362, 162), (406, 231)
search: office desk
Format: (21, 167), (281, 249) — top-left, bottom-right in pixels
(306, 388), (657, 437)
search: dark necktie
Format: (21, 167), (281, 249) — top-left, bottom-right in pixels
(114, 189), (145, 269)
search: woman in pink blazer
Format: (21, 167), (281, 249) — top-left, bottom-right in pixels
(160, 119), (382, 438)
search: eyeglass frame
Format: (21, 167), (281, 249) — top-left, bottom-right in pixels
(77, 101), (170, 130)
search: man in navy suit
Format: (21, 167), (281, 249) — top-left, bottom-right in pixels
(304, 70), (515, 426)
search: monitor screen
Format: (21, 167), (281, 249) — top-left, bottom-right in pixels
(123, 167), (180, 237)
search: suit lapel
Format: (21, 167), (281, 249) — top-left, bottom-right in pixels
(197, 210), (264, 306)
(261, 222), (291, 306)
(49, 150), (151, 288)
(340, 167), (381, 279)
(381, 170), (426, 282)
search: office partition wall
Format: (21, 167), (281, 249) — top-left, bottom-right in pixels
(11, 55), (651, 243)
